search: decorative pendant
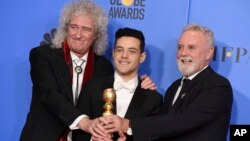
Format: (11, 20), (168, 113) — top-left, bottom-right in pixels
(75, 66), (82, 74)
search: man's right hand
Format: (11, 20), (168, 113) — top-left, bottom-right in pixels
(77, 117), (110, 139)
(98, 115), (130, 134)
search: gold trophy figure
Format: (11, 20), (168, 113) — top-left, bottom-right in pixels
(103, 88), (116, 116)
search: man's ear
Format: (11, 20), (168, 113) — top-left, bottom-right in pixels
(206, 47), (214, 60)
(140, 52), (146, 63)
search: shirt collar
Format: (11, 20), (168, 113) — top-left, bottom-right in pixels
(183, 65), (208, 80)
(113, 71), (138, 93)
(70, 51), (89, 62)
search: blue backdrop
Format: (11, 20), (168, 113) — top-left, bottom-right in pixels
(0, 0), (249, 140)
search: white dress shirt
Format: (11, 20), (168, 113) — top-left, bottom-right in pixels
(67, 51), (89, 141)
(113, 71), (138, 118)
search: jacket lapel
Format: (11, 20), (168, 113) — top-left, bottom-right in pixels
(162, 80), (181, 112)
(183, 66), (214, 101)
(53, 48), (73, 102)
(124, 80), (147, 119)
(172, 66), (214, 109)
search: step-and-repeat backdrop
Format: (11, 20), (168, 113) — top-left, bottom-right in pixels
(1, 0), (249, 140)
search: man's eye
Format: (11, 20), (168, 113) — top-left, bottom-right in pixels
(115, 48), (122, 52)
(82, 27), (92, 32)
(177, 46), (182, 50)
(189, 46), (195, 50)
(129, 50), (136, 54)
(70, 25), (78, 30)
(129, 49), (139, 54)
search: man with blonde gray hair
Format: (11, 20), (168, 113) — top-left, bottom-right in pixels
(92, 24), (233, 141)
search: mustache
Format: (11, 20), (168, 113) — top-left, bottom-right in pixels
(71, 36), (84, 41)
(179, 57), (192, 63)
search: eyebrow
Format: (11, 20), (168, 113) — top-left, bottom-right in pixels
(69, 24), (94, 30)
(115, 46), (139, 50)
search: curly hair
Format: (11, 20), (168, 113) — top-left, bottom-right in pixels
(52, 0), (108, 55)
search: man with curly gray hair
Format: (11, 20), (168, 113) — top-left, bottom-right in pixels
(20, 0), (113, 141)
(52, 0), (108, 56)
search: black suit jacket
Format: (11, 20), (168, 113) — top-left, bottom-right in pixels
(131, 66), (233, 141)
(20, 44), (113, 141)
(73, 75), (163, 141)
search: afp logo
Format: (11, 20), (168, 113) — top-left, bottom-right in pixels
(109, 0), (145, 20)
(230, 125), (250, 141)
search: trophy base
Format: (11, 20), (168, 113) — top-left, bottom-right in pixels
(102, 112), (113, 117)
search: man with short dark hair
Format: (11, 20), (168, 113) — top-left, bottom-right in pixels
(74, 27), (163, 141)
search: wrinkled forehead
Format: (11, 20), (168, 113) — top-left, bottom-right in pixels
(68, 11), (96, 29)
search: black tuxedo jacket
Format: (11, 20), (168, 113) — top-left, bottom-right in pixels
(20, 44), (113, 141)
(131, 66), (233, 141)
(73, 75), (163, 141)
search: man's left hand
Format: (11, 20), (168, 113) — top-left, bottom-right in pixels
(140, 74), (157, 90)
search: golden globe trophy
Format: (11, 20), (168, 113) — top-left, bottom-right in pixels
(102, 88), (116, 116)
